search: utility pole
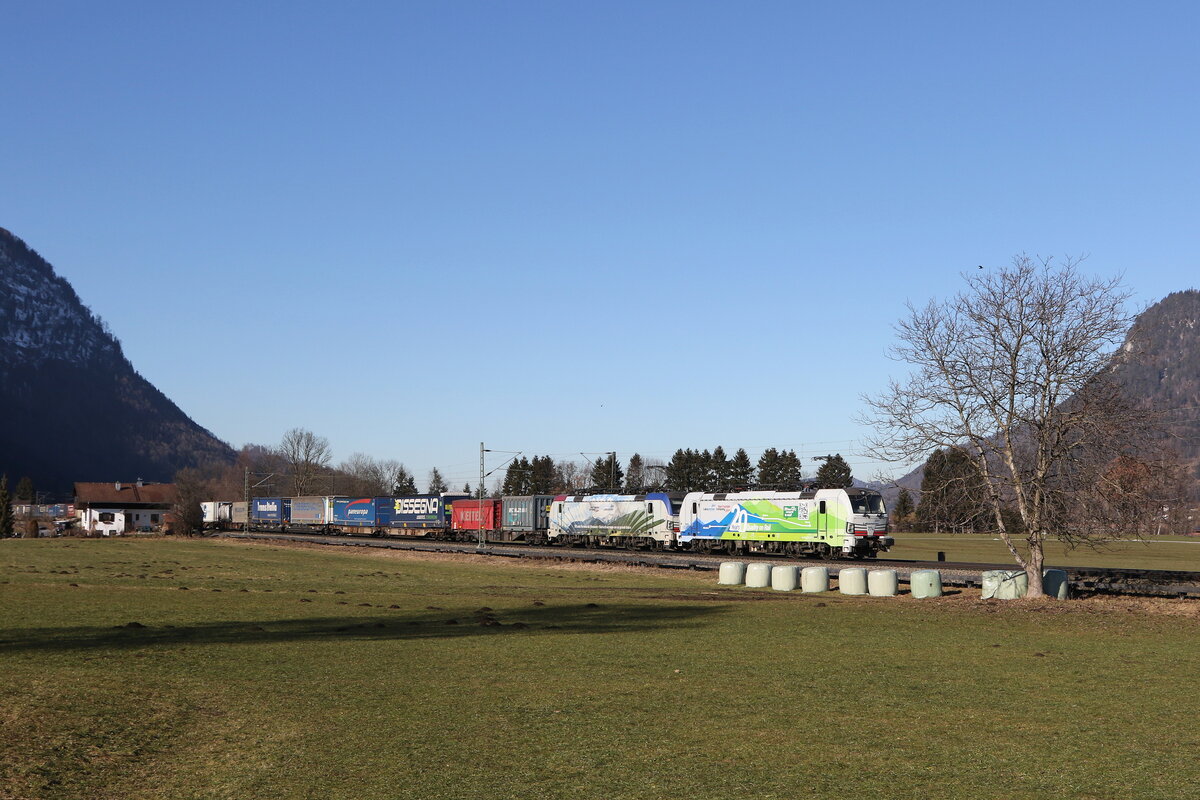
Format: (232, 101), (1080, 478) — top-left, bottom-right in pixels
(478, 442), (485, 551)
(477, 444), (521, 551)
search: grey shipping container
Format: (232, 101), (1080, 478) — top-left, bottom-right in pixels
(232, 502), (248, 524)
(501, 495), (554, 533)
(289, 496), (334, 525)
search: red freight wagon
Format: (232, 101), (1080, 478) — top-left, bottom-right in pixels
(451, 499), (502, 533)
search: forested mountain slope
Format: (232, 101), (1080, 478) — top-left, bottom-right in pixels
(891, 289), (1200, 505)
(0, 227), (233, 495)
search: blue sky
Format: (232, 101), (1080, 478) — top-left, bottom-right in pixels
(3, 1), (1197, 490)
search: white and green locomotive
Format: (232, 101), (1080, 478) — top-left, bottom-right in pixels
(678, 488), (892, 558)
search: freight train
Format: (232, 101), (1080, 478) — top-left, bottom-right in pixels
(210, 486), (893, 558)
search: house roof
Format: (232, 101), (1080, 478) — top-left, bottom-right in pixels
(74, 482), (177, 506)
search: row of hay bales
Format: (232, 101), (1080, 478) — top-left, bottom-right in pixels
(719, 562), (1071, 599)
(717, 562), (944, 598)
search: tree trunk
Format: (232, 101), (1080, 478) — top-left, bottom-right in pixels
(1025, 534), (1046, 598)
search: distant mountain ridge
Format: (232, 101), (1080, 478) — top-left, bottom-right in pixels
(0, 227), (234, 495)
(884, 288), (1200, 505)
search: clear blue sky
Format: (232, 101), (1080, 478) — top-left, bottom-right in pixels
(3, 1), (1197, 490)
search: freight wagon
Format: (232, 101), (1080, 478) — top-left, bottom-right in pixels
(499, 495), (554, 543)
(287, 496), (338, 531)
(678, 488), (892, 557)
(332, 497), (378, 531)
(451, 499), (503, 541)
(250, 497), (287, 528)
(377, 493), (468, 536)
(201, 501), (233, 529)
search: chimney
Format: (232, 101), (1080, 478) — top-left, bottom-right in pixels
(115, 482), (122, 491)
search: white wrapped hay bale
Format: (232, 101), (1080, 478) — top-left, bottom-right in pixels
(801, 566), (829, 593)
(982, 569), (1028, 599)
(909, 569), (943, 598)
(744, 562), (772, 588)
(717, 561), (747, 585)
(838, 567), (867, 595)
(867, 569), (898, 597)
(770, 565), (798, 591)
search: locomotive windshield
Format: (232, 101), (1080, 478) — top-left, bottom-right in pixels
(851, 493), (886, 515)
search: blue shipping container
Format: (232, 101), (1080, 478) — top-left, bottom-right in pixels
(252, 497), (284, 523)
(378, 494), (467, 529)
(333, 497), (377, 527)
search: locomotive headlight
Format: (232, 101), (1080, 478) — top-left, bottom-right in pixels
(846, 521), (853, 533)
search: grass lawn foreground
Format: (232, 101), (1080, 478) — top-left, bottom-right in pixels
(2, 537), (1199, 800)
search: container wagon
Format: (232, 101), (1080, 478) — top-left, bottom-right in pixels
(377, 493), (468, 537)
(331, 497), (378, 534)
(451, 498), (503, 541)
(201, 501), (233, 530)
(287, 496), (339, 532)
(499, 495), (554, 543)
(250, 497), (287, 530)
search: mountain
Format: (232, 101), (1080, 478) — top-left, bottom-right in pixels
(886, 289), (1200, 506)
(0, 227), (234, 496)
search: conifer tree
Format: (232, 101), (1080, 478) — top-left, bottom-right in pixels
(729, 448), (755, 488)
(392, 466), (418, 495)
(590, 453), (623, 490)
(697, 449), (714, 489)
(756, 448), (781, 487)
(815, 453), (853, 489)
(778, 450), (803, 488)
(893, 488), (914, 524)
(14, 476), (34, 505)
(530, 455), (557, 494)
(625, 453), (644, 491)
(0, 475), (13, 538)
(709, 446), (730, 490)
(427, 468), (448, 494)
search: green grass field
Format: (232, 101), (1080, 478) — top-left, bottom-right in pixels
(889, 531), (1200, 571)
(3, 538), (1199, 800)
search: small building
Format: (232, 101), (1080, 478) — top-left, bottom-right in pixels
(74, 480), (176, 536)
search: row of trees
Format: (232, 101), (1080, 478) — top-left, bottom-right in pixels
(494, 449), (857, 496)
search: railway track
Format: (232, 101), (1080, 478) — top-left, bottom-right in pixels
(215, 530), (1200, 598)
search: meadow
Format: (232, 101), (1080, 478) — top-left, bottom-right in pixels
(889, 531), (1200, 571)
(2, 537), (1199, 799)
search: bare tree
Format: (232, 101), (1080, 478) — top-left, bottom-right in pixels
(278, 428), (332, 496)
(862, 255), (1177, 597)
(338, 453), (401, 496)
(172, 467), (206, 536)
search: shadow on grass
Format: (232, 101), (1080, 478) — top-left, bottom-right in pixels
(0, 603), (729, 653)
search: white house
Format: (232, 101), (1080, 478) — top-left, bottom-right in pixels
(74, 480), (176, 536)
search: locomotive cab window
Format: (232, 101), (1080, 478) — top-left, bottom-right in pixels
(647, 503), (653, 514)
(851, 494), (886, 515)
(818, 501), (826, 515)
